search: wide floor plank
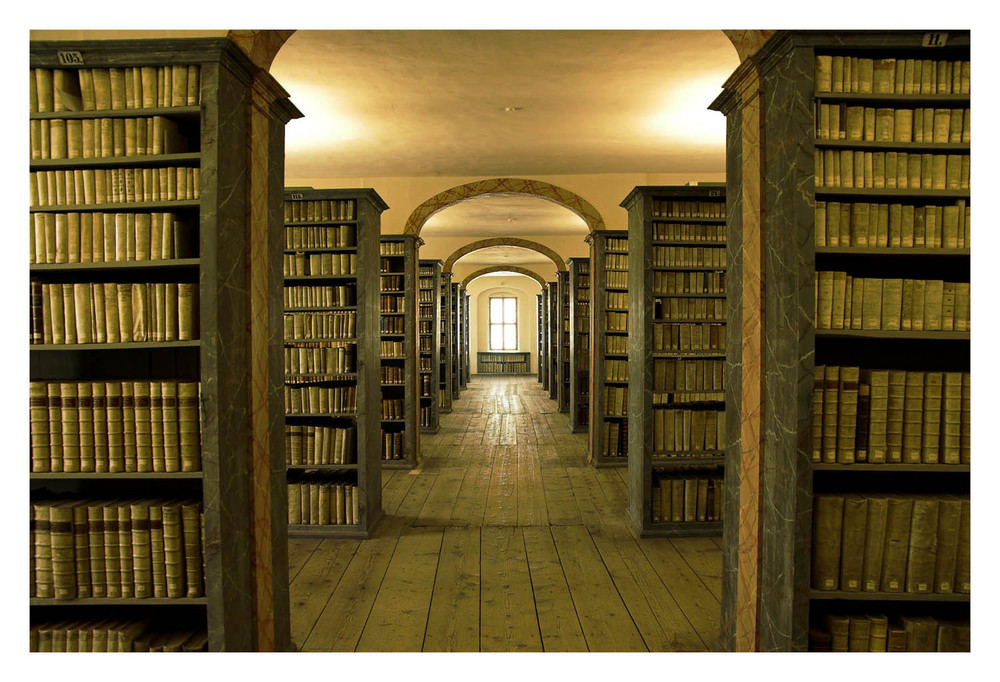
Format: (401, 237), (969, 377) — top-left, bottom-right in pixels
(480, 526), (543, 652)
(422, 527), (482, 652)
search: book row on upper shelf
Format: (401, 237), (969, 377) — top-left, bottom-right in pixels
(652, 408), (726, 453)
(814, 367), (970, 465)
(653, 323), (726, 353)
(283, 252), (357, 277)
(30, 380), (201, 474)
(605, 253), (629, 269)
(815, 273), (969, 332)
(283, 199), (356, 223)
(815, 201), (969, 249)
(30, 66), (203, 114)
(652, 222), (726, 242)
(283, 284), (355, 308)
(652, 201), (726, 219)
(285, 224), (357, 249)
(286, 425), (356, 466)
(814, 151), (969, 190)
(812, 494), (969, 595)
(284, 344), (354, 375)
(815, 105), (969, 144)
(284, 311), (357, 339)
(30, 620), (207, 653)
(287, 479), (360, 526)
(31, 115), (191, 162)
(651, 473), (724, 523)
(654, 298), (726, 322)
(811, 614), (968, 653)
(605, 271), (628, 288)
(30, 212), (195, 265)
(31, 282), (199, 345)
(30, 167), (201, 207)
(284, 384), (356, 415)
(651, 246), (727, 269)
(654, 271), (727, 295)
(31, 498), (204, 601)
(379, 242), (405, 255)
(813, 56), (970, 96)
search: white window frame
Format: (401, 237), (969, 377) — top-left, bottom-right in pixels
(489, 296), (518, 351)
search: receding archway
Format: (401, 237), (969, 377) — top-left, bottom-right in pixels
(443, 238), (565, 274)
(461, 266), (546, 290)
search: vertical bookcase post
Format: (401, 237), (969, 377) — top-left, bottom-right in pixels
(418, 259), (442, 433)
(568, 258), (591, 432)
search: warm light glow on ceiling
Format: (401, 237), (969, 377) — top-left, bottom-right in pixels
(282, 81), (364, 152)
(644, 75), (727, 145)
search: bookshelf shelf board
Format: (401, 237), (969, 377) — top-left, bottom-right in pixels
(30, 471), (204, 480)
(30, 340), (200, 351)
(640, 521), (724, 538)
(380, 312), (405, 316)
(601, 415), (629, 420)
(812, 463), (970, 472)
(604, 331), (629, 336)
(808, 590), (970, 602)
(283, 247), (357, 254)
(652, 400), (726, 407)
(31, 152), (202, 170)
(653, 241), (727, 247)
(31, 199), (201, 213)
(379, 271), (407, 276)
(284, 413), (357, 420)
(813, 139), (970, 153)
(284, 306), (357, 312)
(380, 419), (406, 423)
(285, 464), (357, 471)
(287, 524), (372, 539)
(816, 247), (970, 257)
(605, 287), (629, 293)
(651, 216), (727, 225)
(652, 351), (727, 358)
(606, 307), (630, 313)
(283, 220), (359, 227)
(30, 105), (202, 121)
(652, 266), (727, 272)
(814, 188), (970, 199)
(603, 380), (629, 385)
(605, 250), (629, 255)
(284, 338), (357, 345)
(380, 382), (405, 386)
(651, 455), (726, 468)
(593, 457), (628, 468)
(652, 292), (726, 298)
(283, 274), (358, 282)
(380, 333), (405, 338)
(653, 318), (727, 324)
(284, 374), (358, 382)
(30, 597), (208, 606)
(815, 329), (970, 340)
(812, 92), (970, 105)
(30, 258), (200, 272)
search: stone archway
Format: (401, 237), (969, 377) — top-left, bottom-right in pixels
(460, 265), (547, 289)
(442, 237), (566, 274)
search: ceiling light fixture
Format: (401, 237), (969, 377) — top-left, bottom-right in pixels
(503, 106), (522, 112)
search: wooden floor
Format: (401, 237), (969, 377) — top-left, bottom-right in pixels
(288, 375), (723, 652)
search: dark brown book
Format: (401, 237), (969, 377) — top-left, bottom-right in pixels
(886, 627), (907, 652)
(812, 494), (845, 590)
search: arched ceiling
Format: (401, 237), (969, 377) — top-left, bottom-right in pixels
(422, 195), (587, 239)
(453, 245), (555, 268)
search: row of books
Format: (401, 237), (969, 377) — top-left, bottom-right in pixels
(31, 498), (204, 600)
(286, 425), (356, 466)
(653, 358), (725, 392)
(381, 398), (405, 420)
(654, 391), (724, 405)
(605, 237), (629, 251)
(382, 430), (405, 460)
(30, 115), (189, 160)
(283, 311), (356, 340)
(31, 66), (202, 113)
(653, 297), (726, 321)
(283, 252), (357, 277)
(420, 406), (433, 427)
(380, 296), (404, 312)
(815, 272), (970, 332)
(418, 289), (435, 304)
(418, 320), (434, 335)
(381, 317), (405, 333)
(283, 199), (356, 223)
(814, 150), (969, 190)
(815, 201), (970, 248)
(654, 271), (726, 295)
(381, 340), (404, 357)
(284, 224), (356, 249)
(601, 420), (628, 458)
(605, 311), (628, 332)
(604, 253), (629, 270)
(379, 242), (405, 255)
(381, 275), (404, 291)
(30, 380), (201, 474)
(283, 385), (357, 415)
(653, 200), (726, 219)
(812, 367), (970, 465)
(419, 356), (433, 372)
(653, 408), (726, 452)
(606, 271), (627, 288)
(420, 374), (433, 395)
(30, 281), (199, 345)
(381, 366), (404, 383)
(814, 55), (969, 96)
(651, 473), (724, 523)
(605, 292), (629, 310)
(605, 335), (628, 355)
(283, 284), (355, 308)
(605, 359), (628, 381)
(652, 222), (725, 243)
(287, 481), (360, 526)
(30, 211), (195, 265)
(419, 337), (433, 352)
(811, 494), (970, 594)
(653, 322), (726, 353)
(30, 620), (207, 653)
(478, 361), (530, 373)
(284, 345), (355, 376)
(603, 386), (629, 416)
(651, 246), (727, 269)
(815, 105), (969, 143)
(811, 614), (968, 652)
(30, 166), (201, 206)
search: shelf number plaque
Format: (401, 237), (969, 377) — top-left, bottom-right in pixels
(56, 51), (85, 66)
(707, 189), (722, 197)
(289, 193), (304, 200)
(922, 32), (948, 47)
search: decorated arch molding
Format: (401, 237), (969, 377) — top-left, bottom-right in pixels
(403, 178), (606, 235)
(442, 237), (566, 274)
(228, 30), (296, 70)
(461, 265), (546, 290)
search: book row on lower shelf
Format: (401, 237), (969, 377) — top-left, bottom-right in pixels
(286, 425), (355, 466)
(654, 357), (724, 392)
(601, 420), (628, 459)
(283, 284), (354, 307)
(30, 65), (203, 113)
(815, 201), (970, 249)
(30, 167), (201, 207)
(651, 473), (725, 523)
(284, 384), (356, 414)
(382, 430), (405, 460)
(30, 380), (201, 474)
(31, 115), (192, 160)
(605, 271), (627, 288)
(283, 198), (356, 223)
(31, 281), (198, 345)
(651, 222), (725, 242)
(31, 498), (204, 600)
(283, 311), (356, 339)
(654, 271), (726, 295)
(652, 408), (726, 453)
(30, 211), (195, 264)
(814, 151), (968, 191)
(813, 367), (970, 465)
(813, 55), (969, 95)
(650, 246), (726, 269)
(283, 252), (357, 276)
(287, 477), (359, 526)
(381, 317), (405, 333)
(811, 494), (970, 595)
(30, 619), (208, 653)
(815, 273), (969, 331)
(381, 398), (405, 419)
(284, 224), (356, 249)
(653, 322), (725, 352)
(284, 343), (354, 374)
(810, 614), (968, 652)
(815, 105), (969, 143)
(654, 297), (726, 321)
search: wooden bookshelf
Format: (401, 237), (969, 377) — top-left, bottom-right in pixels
(461, 292), (470, 390)
(379, 235), (421, 469)
(477, 351), (531, 374)
(546, 281), (559, 401)
(450, 282), (461, 400)
(536, 293), (545, 384)
(28, 38), (301, 651)
(710, 30), (970, 652)
(418, 260), (442, 433)
(622, 185), (727, 538)
(557, 270), (571, 413)
(568, 258), (590, 432)
(283, 189), (386, 539)
(540, 287), (550, 392)
(586, 230), (629, 468)
(438, 272), (453, 414)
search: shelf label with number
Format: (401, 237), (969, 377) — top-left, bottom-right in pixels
(56, 51), (84, 66)
(922, 32), (949, 47)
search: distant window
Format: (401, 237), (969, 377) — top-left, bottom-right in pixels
(489, 296), (518, 350)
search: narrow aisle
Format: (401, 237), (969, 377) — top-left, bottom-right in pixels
(288, 375), (722, 652)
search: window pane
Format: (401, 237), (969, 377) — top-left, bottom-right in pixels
(491, 325), (503, 350)
(490, 298), (503, 323)
(504, 324), (517, 350)
(504, 298), (517, 323)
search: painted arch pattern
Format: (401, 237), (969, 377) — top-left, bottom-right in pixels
(442, 237), (566, 273)
(460, 265), (547, 289)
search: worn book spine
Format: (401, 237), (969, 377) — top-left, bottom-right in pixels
(149, 504), (167, 598)
(130, 502), (152, 599)
(102, 505), (121, 598)
(902, 371), (924, 463)
(880, 496), (914, 592)
(861, 496), (888, 591)
(839, 495), (868, 591)
(178, 382), (201, 471)
(162, 381), (180, 472)
(954, 498), (970, 593)
(933, 496), (963, 593)
(811, 494), (845, 590)
(181, 503), (203, 597)
(921, 372), (943, 463)
(836, 367), (860, 463)
(117, 502), (134, 597)
(904, 496), (940, 593)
